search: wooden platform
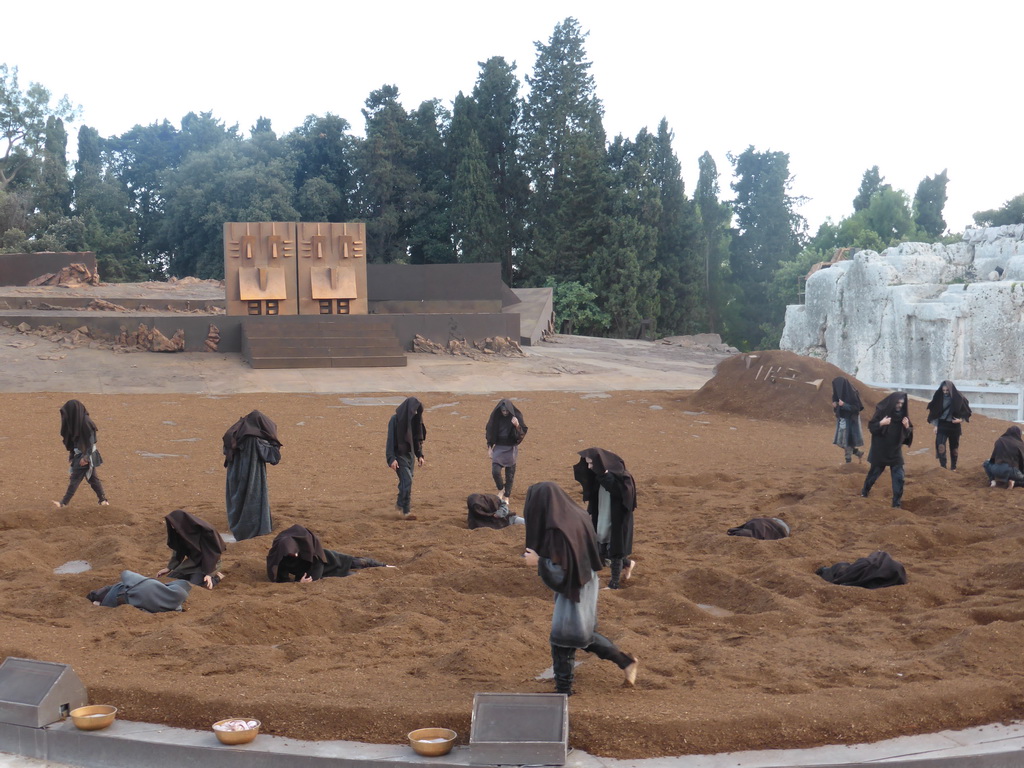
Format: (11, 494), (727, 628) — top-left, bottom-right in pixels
(241, 316), (407, 369)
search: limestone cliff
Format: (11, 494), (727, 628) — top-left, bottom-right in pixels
(780, 225), (1024, 385)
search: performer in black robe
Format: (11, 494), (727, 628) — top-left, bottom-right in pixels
(466, 492), (524, 529)
(522, 482), (637, 695)
(87, 570), (192, 612)
(816, 551), (908, 589)
(222, 410), (281, 540)
(54, 399), (108, 508)
(984, 426), (1024, 489)
(385, 397), (426, 521)
(831, 377), (864, 463)
(266, 524), (390, 582)
(727, 517), (790, 540)
(860, 392), (913, 508)
(156, 509), (226, 589)
(573, 448), (636, 589)
(926, 380), (971, 470)
(485, 399), (527, 503)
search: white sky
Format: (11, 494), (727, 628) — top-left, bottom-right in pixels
(5, 0), (1021, 235)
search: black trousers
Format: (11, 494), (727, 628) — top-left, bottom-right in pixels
(551, 634), (632, 694)
(395, 453), (415, 514)
(61, 462), (106, 505)
(862, 463), (905, 507)
(491, 462), (516, 496)
(935, 426), (961, 468)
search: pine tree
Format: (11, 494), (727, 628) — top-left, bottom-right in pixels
(521, 18), (609, 285)
(728, 146), (805, 349)
(913, 169), (948, 239)
(695, 151), (732, 335)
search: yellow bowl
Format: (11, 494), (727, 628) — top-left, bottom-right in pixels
(408, 727), (457, 756)
(69, 705), (117, 731)
(212, 718), (261, 745)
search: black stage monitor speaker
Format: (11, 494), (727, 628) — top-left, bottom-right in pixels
(0, 657), (88, 728)
(470, 692), (568, 766)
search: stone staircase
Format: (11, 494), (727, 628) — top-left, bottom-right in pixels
(242, 316), (407, 369)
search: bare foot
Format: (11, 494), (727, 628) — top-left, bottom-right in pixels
(100, 500), (109, 506)
(398, 512), (418, 521)
(991, 480), (998, 488)
(1009, 480), (1016, 490)
(623, 655), (639, 686)
(52, 500), (65, 508)
(622, 559), (636, 581)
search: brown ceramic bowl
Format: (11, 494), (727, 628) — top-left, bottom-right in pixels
(408, 727), (457, 756)
(69, 705), (117, 731)
(212, 718), (261, 745)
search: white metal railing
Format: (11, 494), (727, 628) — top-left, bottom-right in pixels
(864, 382), (1023, 422)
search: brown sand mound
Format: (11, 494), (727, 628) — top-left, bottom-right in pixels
(2, 389), (1024, 758)
(690, 350), (881, 422)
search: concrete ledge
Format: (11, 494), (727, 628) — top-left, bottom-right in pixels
(3, 719), (1024, 768)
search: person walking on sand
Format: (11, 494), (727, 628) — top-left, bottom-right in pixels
(926, 380), (971, 471)
(831, 377), (865, 463)
(485, 398), (527, 504)
(860, 392), (913, 508)
(386, 397), (426, 521)
(522, 481), (638, 695)
(53, 399), (109, 508)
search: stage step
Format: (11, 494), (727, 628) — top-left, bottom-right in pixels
(242, 317), (407, 369)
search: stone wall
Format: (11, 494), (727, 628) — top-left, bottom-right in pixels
(780, 225), (1024, 385)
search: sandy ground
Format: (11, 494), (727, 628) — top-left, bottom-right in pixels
(2, 339), (1024, 759)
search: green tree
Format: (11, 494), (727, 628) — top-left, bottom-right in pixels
(973, 193), (1024, 226)
(544, 277), (610, 335)
(728, 146), (806, 349)
(470, 57), (529, 283)
(651, 120), (705, 334)
(161, 136), (298, 278)
(286, 113), (355, 221)
(34, 116), (72, 222)
(589, 130), (661, 337)
(407, 99), (455, 265)
(853, 166), (887, 212)
(913, 169), (949, 239)
(695, 151), (733, 335)
(355, 85), (424, 263)
(451, 130), (504, 264)
(0, 64), (78, 190)
(73, 125), (147, 280)
(521, 18), (610, 284)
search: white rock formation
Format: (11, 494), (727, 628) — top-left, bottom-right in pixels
(780, 225), (1024, 385)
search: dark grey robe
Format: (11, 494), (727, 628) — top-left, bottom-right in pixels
(97, 570), (192, 612)
(225, 437), (276, 540)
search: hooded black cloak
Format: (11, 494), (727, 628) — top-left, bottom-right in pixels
(466, 493), (514, 530)
(573, 447), (636, 559)
(727, 517), (791, 540)
(485, 399), (528, 447)
(524, 482), (603, 602)
(816, 551), (908, 589)
(59, 400), (101, 464)
(266, 524), (367, 582)
(223, 410), (281, 541)
(990, 426), (1024, 471)
(164, 509), (226, 585)
(867, 392), (914, 466)
(926, 380), (972, 428)
(831, 377), (863, 412)
(387, 397), (426, 460)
